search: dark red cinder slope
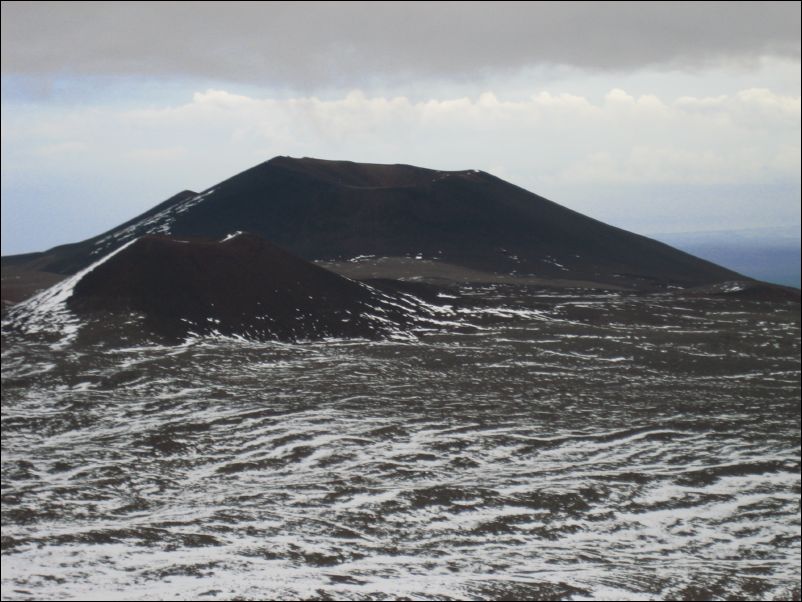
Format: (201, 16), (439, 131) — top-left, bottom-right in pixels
(67, 233), (422, 340)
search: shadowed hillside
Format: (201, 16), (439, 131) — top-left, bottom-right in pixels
(2, 157), (746, 306)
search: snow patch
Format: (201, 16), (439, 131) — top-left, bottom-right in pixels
(3, 238), (140, 345)
(90, 188), (217, 255)
(221, 231), (244, 242)
(720, 282), (746, 293)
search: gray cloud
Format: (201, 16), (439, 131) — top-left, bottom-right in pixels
(2, 1), (800, 88)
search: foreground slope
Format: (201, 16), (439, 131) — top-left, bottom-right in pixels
(3, 157), (744, 300)
(4, 233), (442, 342)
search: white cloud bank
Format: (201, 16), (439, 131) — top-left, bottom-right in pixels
(2, 86), (800, 253)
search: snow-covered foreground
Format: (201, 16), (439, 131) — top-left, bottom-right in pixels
(2, 288), (800, 600)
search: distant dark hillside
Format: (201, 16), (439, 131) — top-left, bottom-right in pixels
(2, 156), (744, 293)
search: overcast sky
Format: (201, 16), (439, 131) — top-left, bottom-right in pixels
(2, 1), (800, 255)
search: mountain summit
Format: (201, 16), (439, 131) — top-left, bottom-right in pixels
(3, 156), (743, 298)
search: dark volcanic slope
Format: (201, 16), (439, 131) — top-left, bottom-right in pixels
(4, 156), (743, 288)
(16, 233), (432, 341)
